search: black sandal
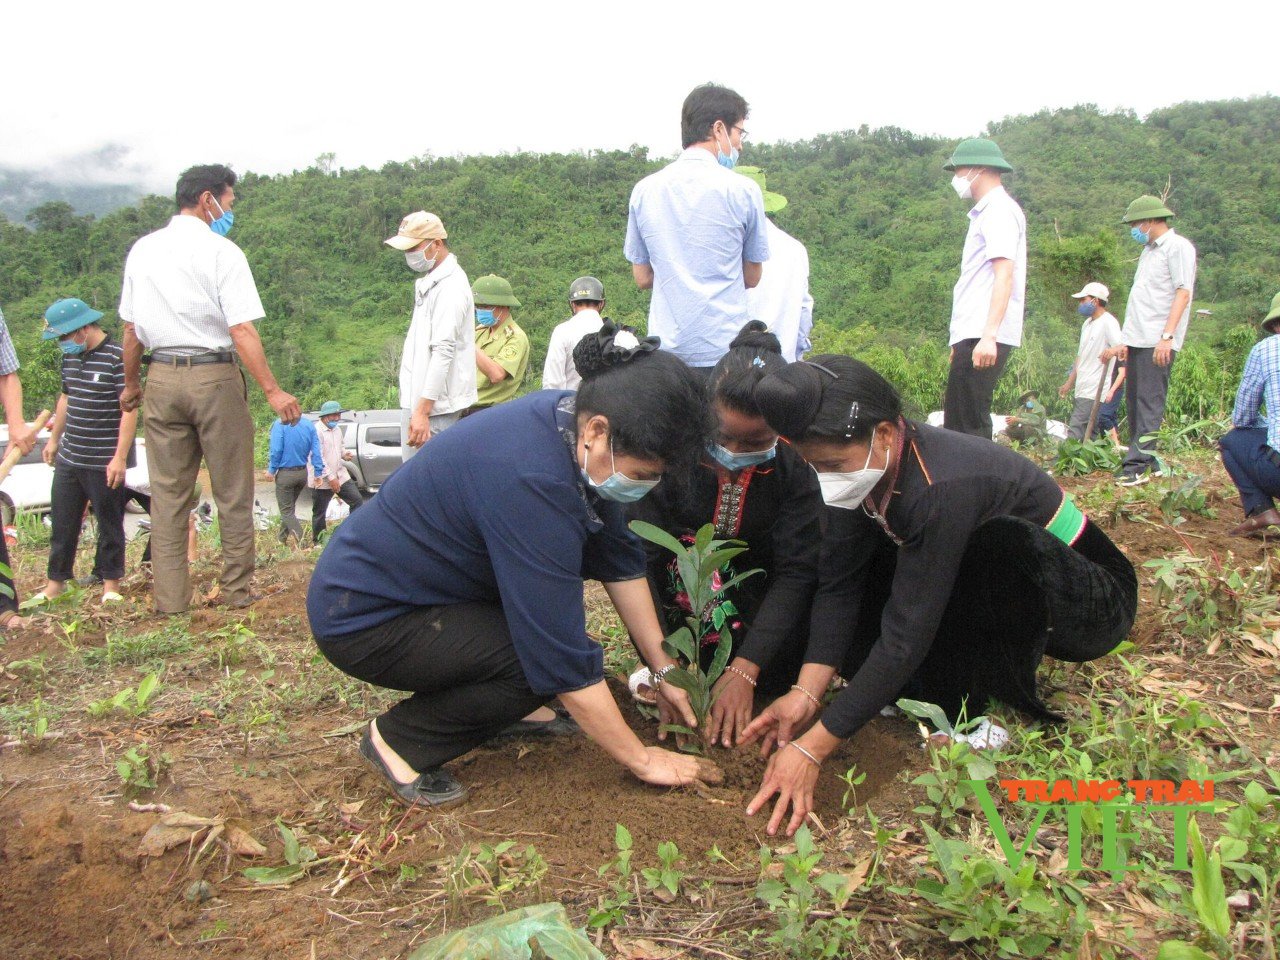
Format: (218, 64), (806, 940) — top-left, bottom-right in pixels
(358, 726), (468, 808)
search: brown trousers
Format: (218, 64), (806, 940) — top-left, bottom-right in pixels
(143, 362), (255, 612)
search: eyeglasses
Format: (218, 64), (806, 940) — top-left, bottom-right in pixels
(732, 125), (749, 141)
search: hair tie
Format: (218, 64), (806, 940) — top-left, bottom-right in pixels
(573, 319), (660, 378)
(751, 356), (766, 369)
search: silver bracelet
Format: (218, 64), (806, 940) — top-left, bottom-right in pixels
(724, 664), (757, 688)
(651, 664), (677, 688)
(788, 741), (821, 768)
(790, 684), (822, 709)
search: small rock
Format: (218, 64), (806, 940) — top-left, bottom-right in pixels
(1227, 890), (1258, 911)
(184, 880), (214, 904)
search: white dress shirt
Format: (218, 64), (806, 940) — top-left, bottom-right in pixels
(747, 221), (814, 362)
(1122, 229), (1197, 350)
(949, 185), (1027, 347)
(542, 308), (606, 391)
(119, 215), (265, 351)
(399, 254), (478, 415)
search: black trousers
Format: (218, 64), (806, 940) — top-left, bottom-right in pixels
(48, 465), (127, 582)
(310, 480), (364, 541)
(316, 603), (548, 772)
(1121, 347), (1175, 477)
(943, 339), (1014, 439)
(844, 516), (1137, 723)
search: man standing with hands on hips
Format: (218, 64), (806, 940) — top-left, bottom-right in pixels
(942, 139), (1027, 439)
(119, 163), (300, 613)
(1103, 195), (1197, 486)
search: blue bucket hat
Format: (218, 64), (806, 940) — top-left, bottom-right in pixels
(318, 401), (344, 416)
(42, 298), (103, 341)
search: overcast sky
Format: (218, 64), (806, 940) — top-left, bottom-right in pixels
(5, 0), (1274, 191)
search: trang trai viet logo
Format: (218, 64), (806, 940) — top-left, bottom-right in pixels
(965, 778), (1216, 878)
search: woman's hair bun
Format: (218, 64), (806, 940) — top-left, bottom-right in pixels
(752, 363), (824, 438)
(728, 319), (781, 354)
(573, 320), (660, 379)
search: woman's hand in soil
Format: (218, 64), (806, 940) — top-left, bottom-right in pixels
(746, 743), (819, 837)
(738, 689), (817, 758)
(655, 682), (697, 742)
(708, 670), (755, 748)
(631, 746), (723, 788)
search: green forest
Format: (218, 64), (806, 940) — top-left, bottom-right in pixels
(2, 97), (1278, 428)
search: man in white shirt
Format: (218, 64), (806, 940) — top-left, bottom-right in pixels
(736, 166), (813, 362)
(941, 138), (1027, 439)
(1103, 196), (1198, 485)
(384, 211), (477, 461)
(120, 163), (299, 614)
(1059, 282), (1123, 440)
(542, 277), (607, 391)
(625, 83), (770, 373)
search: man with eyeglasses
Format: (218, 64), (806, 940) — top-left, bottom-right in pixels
(625, 83), (770, 375)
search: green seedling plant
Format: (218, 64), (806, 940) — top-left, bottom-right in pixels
(627, 521), (761, 750)
(641, 840), (684, 900)
(115, 743), (170, 795)
(1156, 818), (1234, 960)
(896, 698), (999, 827)
(898, 825), (1083, 959)
(444, 840), (547, 911)
(1054, 436), (1123, 477)
(756, 825), (861, 958)
(587, 824), (634, 929)
(1159, 473), (1216, 523)
(88, 672), (161, 717)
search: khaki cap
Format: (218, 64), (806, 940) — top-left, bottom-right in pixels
(385, 211), (447, 251)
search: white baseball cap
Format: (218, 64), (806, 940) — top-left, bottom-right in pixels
(1071, 282), (1110, 301)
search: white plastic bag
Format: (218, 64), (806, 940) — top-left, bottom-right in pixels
(325, 498), (350, 523)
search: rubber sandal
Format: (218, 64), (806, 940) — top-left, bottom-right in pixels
(18, 592), (54, 610)
(628, 666), (658, 706)
(101, 591), (125, 604)
(358, 725), (468, 808)
(493, 715), (582, 740)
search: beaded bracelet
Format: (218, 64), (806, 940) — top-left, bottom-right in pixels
(724, 665), (757, 688)
(788, 742), (821, 767)
(790, 684), (822, 709)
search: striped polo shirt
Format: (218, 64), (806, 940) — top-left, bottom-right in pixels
(59, 336), (128, 470)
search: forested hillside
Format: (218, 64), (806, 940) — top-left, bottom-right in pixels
(2, 98), (1277, 425)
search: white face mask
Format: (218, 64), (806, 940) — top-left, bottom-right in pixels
(816, 441), (887, 510)
(951, 171), (979, 200)
(405, 246), (437, 273)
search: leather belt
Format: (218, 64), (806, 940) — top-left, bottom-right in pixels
(144, 351), (236, 367)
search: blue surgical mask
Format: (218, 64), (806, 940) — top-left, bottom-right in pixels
(59, 338), (86, 356)
(1077, 301), (1095, 317)
(581, 437), (660, 503)
(476, 309), (498, 327)
(707, 442), (776, 471)
(716, 126), (739, 170)
(209, 197), (234, 236)
(1130, 225), (1150, 245)
(325, 419), (340, 429)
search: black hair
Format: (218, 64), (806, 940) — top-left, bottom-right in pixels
(681, 84), (748, 149)
(753, 354), (902, 443)
(574, 324), (710, 468)
(176, 164), (237, 210)
(571, 300), (605, 311)
(709, 320), (786, 416)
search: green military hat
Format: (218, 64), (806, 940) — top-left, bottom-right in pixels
(471, 274), (521, 308)
(1263, 291), (1280, 335)
(1018, 390), (1040, 405)
(943, 138), (1013, 173)
(1122, 195), (1175, 223)
(735, 166), (788, 214)
(318, 400), (344, 416)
